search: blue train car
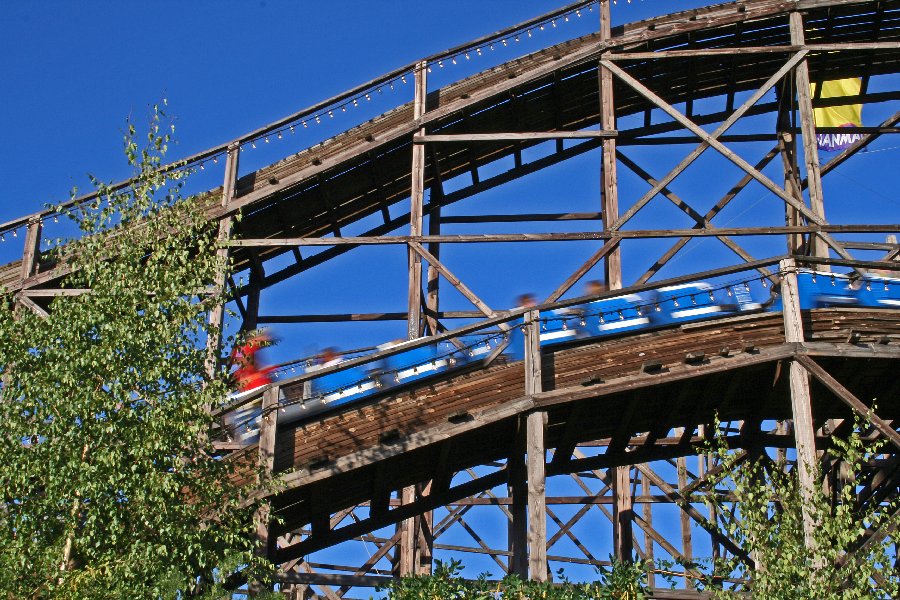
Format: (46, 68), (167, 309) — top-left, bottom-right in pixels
(583, 293), (651, 337)
(862, 275), (900, 309)
(650, 283), (735, 327)
(788, 270), (866, 309)
(376, 339), (469, 387)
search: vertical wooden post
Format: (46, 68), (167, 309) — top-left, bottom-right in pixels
(641, 472), (655, 588)
(20, 217), (42, 282)
(524, 310), (548, 581)
(206, 143), (240, 380)
(601, 3), (632, 561)
(780, 258), (819, 553)
(599, 0), (622, 290)
(397, 63), (429, 577)
(613, 465), (633, 563)
(425, 203), (441, 336)
(677, 455), (694, 587)
(508, 416), (528, 577)
(790, 12), (828, 261)
(250, 385), (279, 595)
(407, 61), (427, 340)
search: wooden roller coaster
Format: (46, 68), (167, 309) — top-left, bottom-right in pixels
(4, 0), (900, 597)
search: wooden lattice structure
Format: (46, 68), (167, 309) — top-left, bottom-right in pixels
(4, 0), (900, 597)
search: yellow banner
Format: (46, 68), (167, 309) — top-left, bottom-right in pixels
(811, 78), (863, 151)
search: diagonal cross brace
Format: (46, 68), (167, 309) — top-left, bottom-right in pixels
(600, 57), (863, 272)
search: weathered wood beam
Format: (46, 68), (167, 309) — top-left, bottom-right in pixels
(409, 241), (495, 319)
(414, 131), (617, 143)
(524, 310), (547, 582)
(600, 0), (621, 291)
(205, 143), (239, 380)
(607, 42), (900, 59)
(790, 12), (827, 260)
(780, 258), (820, 553)
(796, 355), (900, 450)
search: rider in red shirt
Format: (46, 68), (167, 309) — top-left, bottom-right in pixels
(231, 330), (275, 392)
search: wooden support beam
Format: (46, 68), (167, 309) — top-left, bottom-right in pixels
(414, 131), (617, 143)
(409, 241), (496, 320)
(20, 217), (42, 282)
(524, 310), (547, 582)
(613, 464), (633, 562)
(779, 258), (819, 553)
(599, 0), (621, 291)
(796, 355), (900, 450)
(205, 143), (239, 380)
(250, 385), (278, 595)
(676, 455), (694, 588)
(407, 60), (427, 341)
(790, 12), (828, 261)
(509, 417), (528, 577)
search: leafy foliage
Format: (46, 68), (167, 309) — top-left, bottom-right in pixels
(380, 559), (649, 599)
(694, 419), (900, 599)
(0, 104), (267, 598)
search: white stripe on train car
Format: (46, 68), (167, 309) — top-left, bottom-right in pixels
(540, 329), (578, 342)
(397, 359), (449, 382)
(878, 299), (900, 307)
(671, 306), (725, 319)
(323, 380), (379, 403)
(598, 317), (650, 331)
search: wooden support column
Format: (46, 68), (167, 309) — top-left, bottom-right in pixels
(407, 61), (427, 341)
(205, 143), (239, 379)
(780, 258), (819, 553)
(790, 12), (828, 261)
(641, 472), (655, 587)
(20, 217), (42, 282)
(250, 385), (279, 595)
(396, 63), (429, 577)
(677, 456), (694, 587)
(613, 465), (633, 563)
(508, 416), (528, 577)
(599, 0), (621, 290)
(525, 310), (548, 581)
(601, 3), (632, 560)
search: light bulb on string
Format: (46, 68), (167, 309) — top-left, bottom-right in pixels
(727, 287), (733, 297)
(213, 156), (218, 164)
(251, 141), (256, 149)
(353, 98), (358, 106)
(277, 131), (283, 139)
(264, 136), (269, 143)
(290, 125), (295, 133)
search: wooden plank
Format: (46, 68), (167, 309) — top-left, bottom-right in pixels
(790, 12), (828, 261)
(259, 386), (279, 475)
(414, 131), (617, 143)
(796, 355), (900, 450)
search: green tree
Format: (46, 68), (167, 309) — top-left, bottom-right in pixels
(0, 104), (267, 598)
(696, 421), (899, 599)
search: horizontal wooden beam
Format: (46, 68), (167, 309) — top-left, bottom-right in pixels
(230, 225), (897, 247)
(607, 42), (900, 59)
(414, 131), (617, 143)
(257, 310), (484, 323)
